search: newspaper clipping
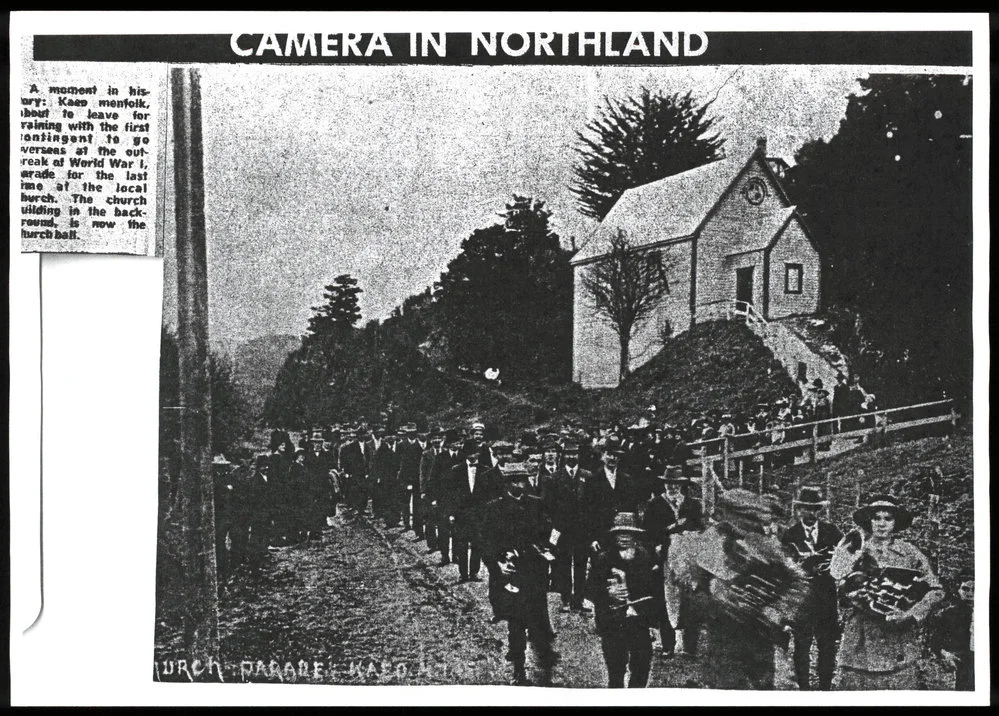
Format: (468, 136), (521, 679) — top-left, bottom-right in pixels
(9, 12), (989, 706)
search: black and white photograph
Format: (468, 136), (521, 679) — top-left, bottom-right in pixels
(8, 12), (989, 706)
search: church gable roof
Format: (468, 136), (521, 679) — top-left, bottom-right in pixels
(571, 156), (742, 265)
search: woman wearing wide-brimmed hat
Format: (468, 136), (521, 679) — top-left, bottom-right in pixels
(830, 494), (944, 690)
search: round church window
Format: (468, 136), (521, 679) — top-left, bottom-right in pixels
(743, 177), (768, 205)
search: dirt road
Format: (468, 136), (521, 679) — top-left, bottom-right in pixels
(160, 506), (804, 688)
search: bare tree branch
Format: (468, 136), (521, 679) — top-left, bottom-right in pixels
(580, 229), (673, 382)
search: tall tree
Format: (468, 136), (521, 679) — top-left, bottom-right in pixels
(784, 74), (972, 402)
(435, 195), (573, 382)
(580, 229), (672, 382)
(306, 274), (363, 347)
(571, 87), (726, 221)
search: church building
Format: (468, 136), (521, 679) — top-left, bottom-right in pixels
(571, 138), (822, 388)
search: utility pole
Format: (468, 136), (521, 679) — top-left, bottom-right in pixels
(172, 67), (220, 668)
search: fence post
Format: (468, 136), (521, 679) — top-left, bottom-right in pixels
(824, 471), (833, 520)
(950, 404), (959, 433)
(722, 437), (730, 486)
(810, 423), (818, 463)
(855, 469), (864, 507)
(738, 458), (744, 488)
(758, 467), (764, 495)
(701, 452), (714, 519)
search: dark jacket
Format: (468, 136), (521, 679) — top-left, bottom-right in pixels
(338, 441), (370, 479)
(781, 520), (843, 624)
(587, 542), (661, 635)
(479, 493), (550, 622)
(442, 462), (491, 537)
(642, 493), (703, 556)
(582, 467), (648, 544)
(396, 439), (425, 491)
(369, 440), (399, 488)
(550, 465), (593, 546)
(427, 448), (460, 506)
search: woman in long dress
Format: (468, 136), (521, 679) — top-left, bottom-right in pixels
(829, 494), (943, 690)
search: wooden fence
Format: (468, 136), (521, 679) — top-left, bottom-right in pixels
(686, 398), (960, 515)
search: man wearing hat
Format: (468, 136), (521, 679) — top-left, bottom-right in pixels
(642, 466), (703, 658)
(550, 441), (594, 614)
(267, 438), (295, 545)
(245, 454), (276, 566)
(336, 427), (364, 518)
(830, 494), (943, 690)
(304, 435), (335, 537)
(372, 429), (402, 525)
(583, 436), (648, 555)
(443, 440), (489, 583)
(479, 461), (559, 686)
(586, 512), (660, 688)
(396, 423), (424, 536)
(429, 430), (464, 565)
(418, 427), (446, 552)
(780, 486), (843, 690)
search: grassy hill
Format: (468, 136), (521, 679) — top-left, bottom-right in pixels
(607, 321), (798, 425)
(424, 320), (798, 434)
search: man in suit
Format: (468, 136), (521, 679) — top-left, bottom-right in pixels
(396, 423), (424, 534)
(371, 429), (401, 526)
(430, 431), (463, 565)
(780, 486), (843, 691)
(551, 441), (594, 614)
(642, 467), (703, 657)
(586, 512), (660, 688)
(583, 436), (649, 555)
(478, 439), (514, 504)
(478, 462), (559, 686)
(338, 428), (369, 518)
(303, 434), (332, 538)
(418, 427), (445, 551)
(267, 439), (294, 545)
(445, 440), (489, 583)
(367, 426), (388, 520)
(246, 454), (276, 565)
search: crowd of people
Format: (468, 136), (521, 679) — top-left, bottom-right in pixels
(205, 416), (971, 691)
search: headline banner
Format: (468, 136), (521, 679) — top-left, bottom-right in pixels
(34, 31), (972, 66)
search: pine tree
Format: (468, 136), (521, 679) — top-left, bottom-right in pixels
(571, 88), (726, 221)
(306, 274), (363, 346)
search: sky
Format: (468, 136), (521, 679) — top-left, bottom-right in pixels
(160, 64), (870, 355)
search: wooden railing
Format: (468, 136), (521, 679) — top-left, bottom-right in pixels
(729, 299), (768, 328)
(687, 398), (959, 514)
(684, 397), (959, 481)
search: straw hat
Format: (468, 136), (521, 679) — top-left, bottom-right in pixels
(853, 494), (914, 531)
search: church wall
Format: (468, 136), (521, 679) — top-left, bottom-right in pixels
(766, 219), (821, 319)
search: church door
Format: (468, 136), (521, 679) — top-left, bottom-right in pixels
(735, 266), (755, 307)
